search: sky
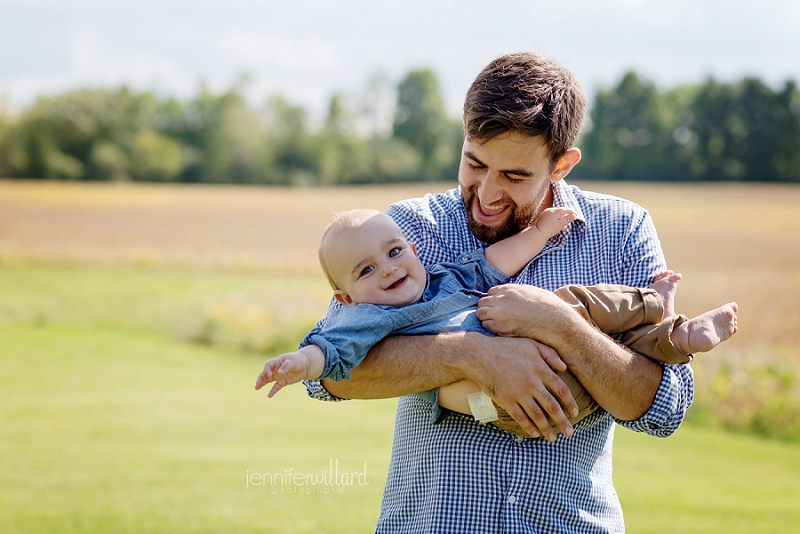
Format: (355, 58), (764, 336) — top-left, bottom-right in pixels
(2, 0), (799, 120)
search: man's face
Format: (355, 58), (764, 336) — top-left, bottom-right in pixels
(458, 133), (558, 244)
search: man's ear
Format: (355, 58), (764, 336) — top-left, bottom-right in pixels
(334, 290), (355, 306)
(550, 148), (581, 183)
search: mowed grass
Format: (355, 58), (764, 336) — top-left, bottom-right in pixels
(2, 179), (800, 532)
(614, 425), (800, 534)
(0, 323), (395, 534)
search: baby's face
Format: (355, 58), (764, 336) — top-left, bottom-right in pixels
(326, 214), (427, 307)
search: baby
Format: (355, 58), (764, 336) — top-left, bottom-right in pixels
(255, 208), (738, 439)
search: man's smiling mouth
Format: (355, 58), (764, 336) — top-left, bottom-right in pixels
(474, 198), (509, 221)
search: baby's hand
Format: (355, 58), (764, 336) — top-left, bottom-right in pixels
(254, 351), (311, 398)
(534, 207), (577, 240)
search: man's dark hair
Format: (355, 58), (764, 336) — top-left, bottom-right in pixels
(463, 52), (586, 165)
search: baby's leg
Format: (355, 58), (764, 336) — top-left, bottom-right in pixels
(670, 302), (739, 354)
(650, 270), (682, 319)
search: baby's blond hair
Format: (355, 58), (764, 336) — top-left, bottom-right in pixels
(318, 209), (384, 290)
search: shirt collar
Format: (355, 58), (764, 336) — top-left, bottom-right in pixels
(552, 180), (587, 226)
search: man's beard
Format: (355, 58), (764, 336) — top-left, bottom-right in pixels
(462, 182), (551, 244)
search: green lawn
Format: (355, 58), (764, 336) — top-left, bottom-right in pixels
(0, 324), (395, 533)
(615, 425), (800, 533)
(2, 262), (799, 533)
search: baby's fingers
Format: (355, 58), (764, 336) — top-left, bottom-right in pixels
(267, 382), (285, 398)
(277, 360), (298, 376)
(254, 368), (273, 390)
(255, 359), (282, 390)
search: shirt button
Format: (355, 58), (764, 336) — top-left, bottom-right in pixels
(507, 495), (517, 504)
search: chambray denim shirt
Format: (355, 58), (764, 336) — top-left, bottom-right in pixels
(302, 248), (507, 387)
(304, 182), (694, 534)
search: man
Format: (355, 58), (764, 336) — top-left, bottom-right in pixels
(305, 52), (693, 533)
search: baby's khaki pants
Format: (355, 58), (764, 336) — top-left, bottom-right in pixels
(491, 283), (690, 438)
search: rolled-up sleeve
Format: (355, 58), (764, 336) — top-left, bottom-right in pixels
(303, 377), (349, 402)
(615, 362), (694, 437)
(301, 301), (353, 402)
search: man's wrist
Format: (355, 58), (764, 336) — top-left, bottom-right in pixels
(440, 330), (488, 384)
(556, 323), (664, 421)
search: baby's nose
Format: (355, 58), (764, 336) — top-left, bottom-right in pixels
(381, 262), (397, 276)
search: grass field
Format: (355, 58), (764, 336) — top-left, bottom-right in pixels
(1, 179), (800, 532)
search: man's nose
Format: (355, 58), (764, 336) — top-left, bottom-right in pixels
(477, 173), (504, 206)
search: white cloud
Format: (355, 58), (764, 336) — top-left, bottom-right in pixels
(219, 31), (342, 72)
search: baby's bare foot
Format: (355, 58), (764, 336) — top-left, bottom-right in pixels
(671, 302), (739, 354)
(650, 270), (682, 319)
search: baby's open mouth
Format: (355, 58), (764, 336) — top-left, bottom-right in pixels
(387, 276), (407, 290)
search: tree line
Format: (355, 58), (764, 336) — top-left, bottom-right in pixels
(1, 70), (798, 184)
(576, 72), (800, 182)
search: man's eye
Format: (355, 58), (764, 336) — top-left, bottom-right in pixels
(359, 265), (374, 277)
(467, 162), (483, 170)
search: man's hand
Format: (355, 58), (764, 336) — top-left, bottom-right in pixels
(455, 335), (579, 441)
(477, 284), (576, 342)
(477, 283), (665, 422)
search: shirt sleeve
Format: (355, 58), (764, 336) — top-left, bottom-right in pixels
(302, 299), (348, 402)
(301, 304), (398, 382)
(445, 248), (510, 291)
(615, 208), (694, 436)
(615, 363), (694, 437)
(619, 209), (667, 287)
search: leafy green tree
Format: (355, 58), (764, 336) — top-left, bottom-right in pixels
(2, 69), (794, 185)
(0, 97), (14, 177)
(174, 86), (267, 183)
(128, 130), (184, 182)
(263, 95), (315, 185)
(393, 69), (460, 181)
(579, 72), (682, 181)
(313, 94), (372, 185)
(7, 88), (183, 180)
(688, 78), (800, 181)
(772, 81), (800, 182)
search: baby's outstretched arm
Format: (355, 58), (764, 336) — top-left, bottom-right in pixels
(485, 207), (576, 277)
(255, 345), (325, 398)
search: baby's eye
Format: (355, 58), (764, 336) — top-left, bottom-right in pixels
(359, 265), (375, 278)
(388, 247), (401, 257)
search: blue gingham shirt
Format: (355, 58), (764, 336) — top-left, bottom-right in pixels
(305, 181), (694, 533)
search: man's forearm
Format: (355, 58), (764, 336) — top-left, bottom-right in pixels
(552, 323), (663, 421)
(321, 332), (469, 400)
